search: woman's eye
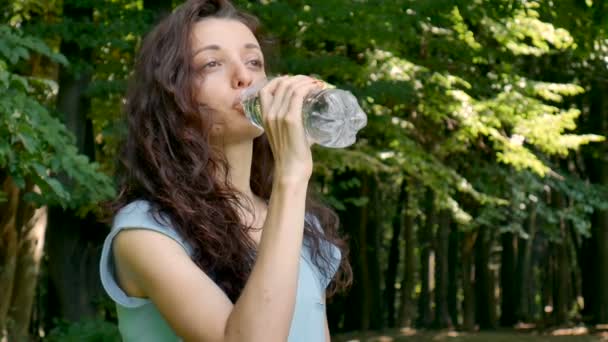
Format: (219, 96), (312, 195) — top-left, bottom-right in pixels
(203, 61), (220, 69)
(248, 59), (264, 68)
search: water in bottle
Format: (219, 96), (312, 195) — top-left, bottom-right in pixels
(239, 79), (367, 148)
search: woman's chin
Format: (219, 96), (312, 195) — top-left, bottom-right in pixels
(250, 125), (265, 138)
(235, 124), (265, 142)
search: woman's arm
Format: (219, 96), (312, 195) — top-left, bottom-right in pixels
(224, 179), (309, 341)
(225, 75), (322, 340)
(113, 179), (308, 342)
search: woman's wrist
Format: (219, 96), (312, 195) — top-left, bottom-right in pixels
(274, 162), (312, 182)
(273, 170), (310, 191)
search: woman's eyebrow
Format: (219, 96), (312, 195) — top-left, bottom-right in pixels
(193, 43), (260, 57)
(243, 43), (260, 50)
(193, 44), (220, 57)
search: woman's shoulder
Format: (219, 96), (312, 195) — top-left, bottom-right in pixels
(100, 199), (194, 310)
(110, 199), (193, 254)
(114, 199), (168, 229)
(114, 199), (154, 220)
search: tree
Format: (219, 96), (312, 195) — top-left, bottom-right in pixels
(2, 0), (607, 338)
(0, 23), (114, 339)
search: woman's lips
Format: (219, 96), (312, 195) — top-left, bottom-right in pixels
(233, 101), (245, 115)
(233, 95), (249, 116)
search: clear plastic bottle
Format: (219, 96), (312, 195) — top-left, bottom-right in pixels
(239, 80), (368, 148)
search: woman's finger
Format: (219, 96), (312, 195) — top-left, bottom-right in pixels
(272, 81), (322, 150)
(269, 76), (310, 116)
(284, 81), (323, 128)
(259, 75), (320, 154)
(274, 77), (318, 121)
(259, 76), (286, 117)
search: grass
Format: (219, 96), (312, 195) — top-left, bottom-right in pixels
(333, 327), (608, 342)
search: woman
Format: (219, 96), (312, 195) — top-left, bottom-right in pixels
(99, 0), (352, 341)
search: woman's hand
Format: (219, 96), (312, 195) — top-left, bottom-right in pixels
(258, 75), (323, 184)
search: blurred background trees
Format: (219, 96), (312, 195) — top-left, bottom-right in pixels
(1, 0), (607, 340)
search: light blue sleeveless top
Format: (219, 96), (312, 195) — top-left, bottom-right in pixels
(99, 200), (340, 342)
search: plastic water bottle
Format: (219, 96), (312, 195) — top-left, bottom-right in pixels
(239, 80), (368, 148)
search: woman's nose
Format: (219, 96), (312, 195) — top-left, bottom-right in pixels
(231, 62), (253, 89)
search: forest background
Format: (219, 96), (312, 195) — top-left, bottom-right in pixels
(1, 0), (608, 341)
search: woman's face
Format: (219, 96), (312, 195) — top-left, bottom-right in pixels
(191, 18), (267, 144)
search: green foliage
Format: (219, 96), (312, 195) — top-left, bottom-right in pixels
(239, 0), (606, 236)
(1, 0), (605, 334)
(3, 0), (599, 237)
(45, 319), (120, 342)
(0, 25), (67, 66)
(470, 162), (608, 241)
(483, 8), (575, 56)
(0, 24), (114, 210)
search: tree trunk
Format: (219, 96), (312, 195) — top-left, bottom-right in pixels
(385, 180), (406, 328)
(0, 175), (20, 337)
(569, 234), (582, 317)
(338, 171), (369, 331)
(461, 230), (477, 331)
(447, 220), (459, 327)
(543, 241), (555, 326)
(500, 231), (517, 326)
(8, 187), (47, 340)
(416, 190), (435, 328)
(398, 183), (417, 328)
(517, 204), (537, 322)
(475, 227), (497, 329)
(580, 233), (594, 322)
(0, 175), (47, 340)
(366, 176), (384, 330)
(553, 238), (571, 325)
(45, 1), (102, 323)
(592, 158), (608, 322)
(553, 193), (571, 325)
(357, 176), (371, 330)
(433, 210), (452, 329)
(585, 78), (608, 323)
(570, 221), (586, 322)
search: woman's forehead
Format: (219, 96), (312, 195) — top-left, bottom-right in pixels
(191, 18), (259, 52)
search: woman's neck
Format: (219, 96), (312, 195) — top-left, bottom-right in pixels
(219, 139), (257, 204)
(220, 139), (268, 229)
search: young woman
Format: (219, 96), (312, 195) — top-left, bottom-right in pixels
(99, 0), (352, 341)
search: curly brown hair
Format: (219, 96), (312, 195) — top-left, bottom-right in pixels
(110, 0), (352, 303)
